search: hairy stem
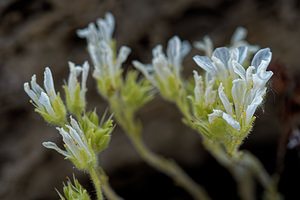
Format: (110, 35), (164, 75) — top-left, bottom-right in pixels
(88, 168), (104, 200)
(130, 134), (211, 200)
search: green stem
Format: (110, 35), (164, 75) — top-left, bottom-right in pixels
(88, 168), (104, 200)
(130, 135), (210, 200)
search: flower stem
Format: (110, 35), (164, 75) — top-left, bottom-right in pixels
(130, 134), (211, 200)
(88, 167), (104, 200)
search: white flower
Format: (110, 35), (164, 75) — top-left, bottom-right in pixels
(133, 35), (191, 86)
(208, 48), (273, 131)
(77, 13), (131, 90)
(24, 67), (57, 117)
(66, 61), (89, 103)
(42, 117), (95, 169)
(91, 41), (131, 86)
(77, 12), (114, 44)
(193, 46), (248, 85)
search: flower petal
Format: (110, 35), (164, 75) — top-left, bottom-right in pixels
(212, 47), (230, 66)
(42, 141), (71, 157)
(251, 48), (272, 69)
(222, 112), (241, 130)
(193, 55), (216, 74)
(218, 83), (233, 115)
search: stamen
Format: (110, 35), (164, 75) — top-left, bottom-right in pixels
(64, 144), (67, 148)
(233, 114), (236, 119)
(250, 82), (254, 86)
(29, 99), (33, 103)
(239, 106), (244, 110)
(82, 138), (85, 142)
(241, 115), (244, 119)
(234, 100), (238, 103)
(243, 111), (246, 115)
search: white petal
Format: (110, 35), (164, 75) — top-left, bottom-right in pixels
(231, 27), (247, 44)
(42, 141), (71, 157)
(237, 46), (248, 64)
(212, 47), (230, 65)
(152, 45), (164, 58)
(43, 67), (56, 99)
(57, 127), (81, 159)
(232, 79), (247, 117)
(218, 83), (233, 115)
(193, 55), (216, 74)
(245, 94), (263, 125)
(167, 36), (181, 68)
(233, 60), (246, 79)
(180, 40), (191, 59)
(153, 54), (171, 82)
(116, 46), (131, 68)
(70, 116), (83, 135)
(132, 60), (155, 83)
(38, 92), (55, 116)
(251, 48), (272, 69)
(30, 74), (43, 96)
(24, 82), (41, 107)
(222, 112), (241, 130)
(81, 61), (90, 96)
(194, 35), (213, 57)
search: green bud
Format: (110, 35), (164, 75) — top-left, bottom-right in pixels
(57, 175), (91, 200)
(120, 71), (154, 111)
(81, 111), (114, 153)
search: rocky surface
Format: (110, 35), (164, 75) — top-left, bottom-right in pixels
(1, 0), (300, 199)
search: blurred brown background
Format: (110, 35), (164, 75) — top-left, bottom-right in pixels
(1, 0), (300, 199)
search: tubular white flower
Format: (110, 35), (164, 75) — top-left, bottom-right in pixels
(24, 67), (57, 116)
(42, 117), (94, 169)
(66, 61), (90, 103)
(77, 12), (114, 44)
(77, 12), (131, 91)
(133, 35), (190, 86)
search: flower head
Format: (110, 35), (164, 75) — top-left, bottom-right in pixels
(77, 13), (131, 97)
(207, 48), (273, 132)
(64, 61), (90, 116)
(43, 117), (97, 170)
(24, 67), (66, 125)
(133, 36), (190, 99)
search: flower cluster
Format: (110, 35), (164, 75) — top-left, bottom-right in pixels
(77, 12), (131, 97)
(133, 36), (190, 100)
(43, 116), (97, 170)
(192, 46), (273, 152)
(24, 67), (66, 125)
